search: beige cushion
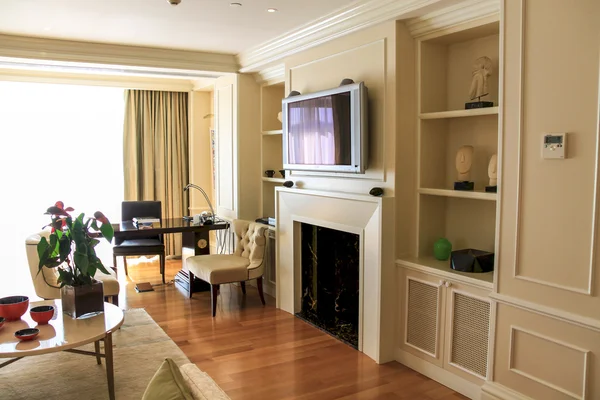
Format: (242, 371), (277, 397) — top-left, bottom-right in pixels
(187, 255), (250, 285)
(179, 363), (231, 400)
(142, 358), (194, 400)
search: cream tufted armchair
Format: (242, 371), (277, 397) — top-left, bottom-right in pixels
(186, 220), (267, 317)
(26, 231), (120, 305)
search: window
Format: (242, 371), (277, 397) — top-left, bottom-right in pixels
(0, 81), (125, 295)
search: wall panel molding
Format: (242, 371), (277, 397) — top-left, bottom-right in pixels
(490, 292), (600, 332)
(509, 326), (589, 399)
(511, 0), (594, 295)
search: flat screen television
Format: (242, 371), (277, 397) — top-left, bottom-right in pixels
(282, 81), (368, 174)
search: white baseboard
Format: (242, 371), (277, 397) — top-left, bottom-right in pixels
(481, 382), (532, 400)
(395, 348), (481, 400)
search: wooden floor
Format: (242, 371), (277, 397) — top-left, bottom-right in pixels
(119, 258), (467, 400)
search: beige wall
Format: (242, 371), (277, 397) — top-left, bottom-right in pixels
(189, 91), (214, 215)
(284, 22), (399, 195)
(488, 0), (600, 398)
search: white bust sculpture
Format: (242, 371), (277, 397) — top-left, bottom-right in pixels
(488, 154), (498, 186)
(456, 145), (474, 181)
(469, 56), (492, 100)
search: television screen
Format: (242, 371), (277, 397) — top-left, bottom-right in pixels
(286, 92), (351, 166)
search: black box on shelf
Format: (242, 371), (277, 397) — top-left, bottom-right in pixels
(465, 101), (494, 109)
(450, 249), (494, 273)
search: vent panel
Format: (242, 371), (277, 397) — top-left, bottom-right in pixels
(406, 279), (439, 356)
(450, 292), (490, 378)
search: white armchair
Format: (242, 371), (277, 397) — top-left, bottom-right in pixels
(186, 220), (267, 317)
(26, 231), (120, 305)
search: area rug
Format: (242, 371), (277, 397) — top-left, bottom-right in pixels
(0, 309), (192, 400)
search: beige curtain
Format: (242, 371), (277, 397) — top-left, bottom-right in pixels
(123, 90), (189, 256)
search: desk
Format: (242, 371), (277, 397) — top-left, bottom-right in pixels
(113, 218), (229, 293)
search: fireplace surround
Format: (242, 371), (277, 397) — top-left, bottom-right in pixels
(275, 187), (396, 363)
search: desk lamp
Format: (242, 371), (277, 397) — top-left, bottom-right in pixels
(184, 184), (215, 225)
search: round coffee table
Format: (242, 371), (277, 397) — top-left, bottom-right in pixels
(0, 299), (124, 400)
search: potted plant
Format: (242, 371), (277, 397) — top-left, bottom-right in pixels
(37, 201), (114, 318)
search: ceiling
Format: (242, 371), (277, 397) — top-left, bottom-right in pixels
(0, 0), (357, 55)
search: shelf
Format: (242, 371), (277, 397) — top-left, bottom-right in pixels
(419, 107), (498, 120)
(419, 188), (497, 201)
(262, 130), (283, 136)
(262, 177), (285, 183)
(396, 256), (493, 289)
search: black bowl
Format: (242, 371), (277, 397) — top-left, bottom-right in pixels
(14, 328), (40, 341)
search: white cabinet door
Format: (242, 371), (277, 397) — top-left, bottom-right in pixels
(400, 268), (446, 367)
(443, 280), (492, 384)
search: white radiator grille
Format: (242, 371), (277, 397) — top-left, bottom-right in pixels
(406, 279), (439, 356)
(450, 292), (490, 378)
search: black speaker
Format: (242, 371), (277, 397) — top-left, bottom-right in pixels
(369, 187), (383, 196)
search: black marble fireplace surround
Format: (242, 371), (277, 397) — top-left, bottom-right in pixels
(296, 223), (360, 348)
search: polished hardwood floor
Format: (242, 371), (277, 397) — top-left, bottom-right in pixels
(118, 258), (467, 400)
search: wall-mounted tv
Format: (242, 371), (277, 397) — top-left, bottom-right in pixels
(282, 81), (368, 174)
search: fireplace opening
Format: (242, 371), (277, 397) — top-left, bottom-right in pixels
(295, 223), (360, 348)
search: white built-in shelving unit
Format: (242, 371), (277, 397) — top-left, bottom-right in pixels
(396, 18), (501, 393)
(259, 81), (285, 220)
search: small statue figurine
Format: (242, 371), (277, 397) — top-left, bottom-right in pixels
(485, 154), (498, 193)
(454, 145), (475, 191)
(466, 56), (494, 109)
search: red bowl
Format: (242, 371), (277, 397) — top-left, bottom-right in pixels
(30, 305), (55, 325)
(0, 296), (29, 321)
(14, 328), (39, 341)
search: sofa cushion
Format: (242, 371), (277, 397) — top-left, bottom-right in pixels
(179, 363), (230, 400)
(142, 358), (194, 400)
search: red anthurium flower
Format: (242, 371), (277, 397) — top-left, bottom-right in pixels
(94, 211), (109, 224)
(45, 206), (69, 216)
(55, 201), (64, 209)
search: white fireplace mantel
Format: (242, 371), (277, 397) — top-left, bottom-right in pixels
(275, 187), (396, 363)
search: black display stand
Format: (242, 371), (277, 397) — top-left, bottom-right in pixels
(465, 101), (494, 109)
(454, 181), (474, 191)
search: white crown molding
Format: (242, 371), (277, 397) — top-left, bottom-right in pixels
(0, 34), (238, 77)
(254, 64), (285, 84)
(406, 0), (500, 38)
(237, 0), (465, 73)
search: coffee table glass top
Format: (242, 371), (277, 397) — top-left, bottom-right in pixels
(0, 300), (124, 357)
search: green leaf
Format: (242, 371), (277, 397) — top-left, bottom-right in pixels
(58, 235), (71, 262)
(100, 222), (114, 243)
(37, 237), (49, 260)
(74, 251), (89, 275)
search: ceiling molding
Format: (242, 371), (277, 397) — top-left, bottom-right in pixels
(0, 67), (195, 92)
(406, 0), (499, 38)
(254, 64), (285, 84)
(237, 0), (462, 73)
(0, 34), (238, 77)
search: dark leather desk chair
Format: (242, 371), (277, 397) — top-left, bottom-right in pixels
(112, 201), (166, 284)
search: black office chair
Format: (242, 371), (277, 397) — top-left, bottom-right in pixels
(112, 201), (166, 284)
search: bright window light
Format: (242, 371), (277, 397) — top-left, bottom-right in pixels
(0, 81), (125, 296)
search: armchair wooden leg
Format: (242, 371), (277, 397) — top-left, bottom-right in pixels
(188, 271), (195, 298)
(240, 281), (246, 295)
(160, 254), (165, 284)
(211, 284), (218, 317)
(123, 257), (128, 276)
(112, 254), (117, 273)
(112, 295), (119, 307)
(257, 277), (266, 306)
